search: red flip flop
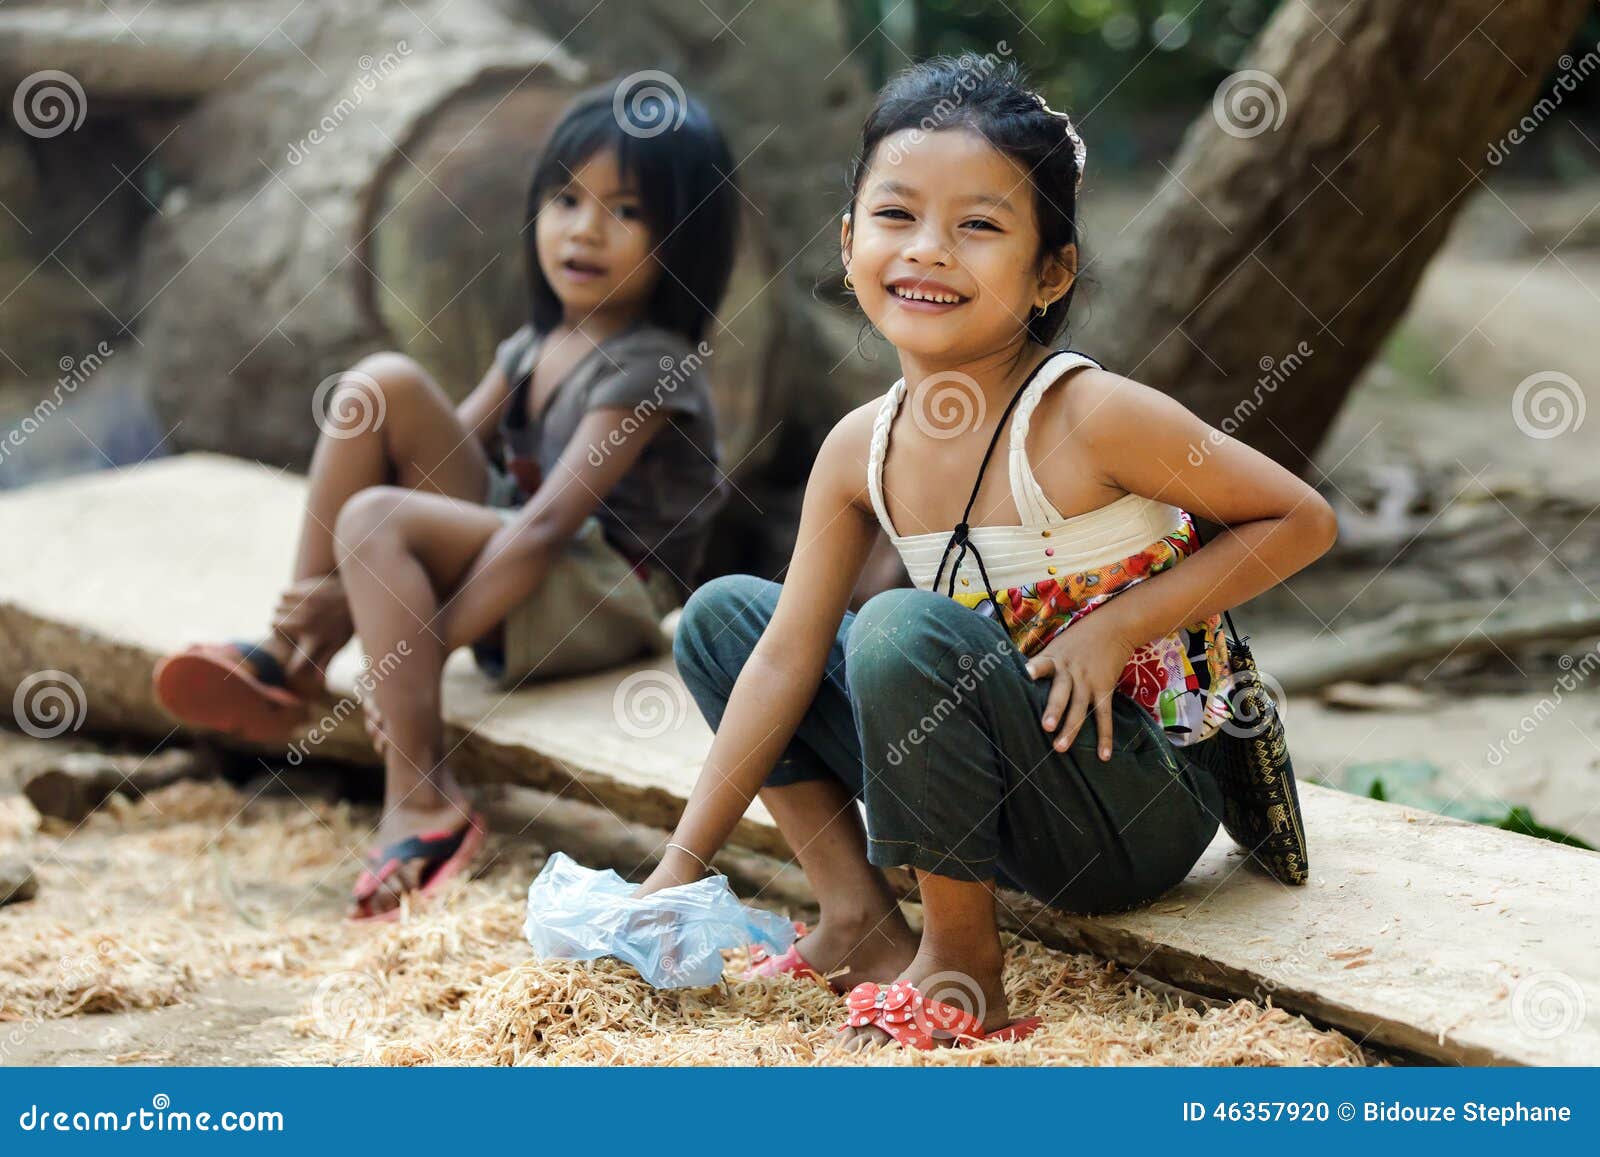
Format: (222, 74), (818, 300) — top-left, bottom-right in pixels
(742, 920), (846, 993)
(152, 640), (309, 743)
(838, 979), (1043, 1050)
(350, 811), (487, 924)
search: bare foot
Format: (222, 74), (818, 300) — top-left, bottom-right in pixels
(791, 907), (918, 990)
(839, 946), (1011, 1052)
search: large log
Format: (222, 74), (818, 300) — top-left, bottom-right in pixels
(0, 7), (289, 99)
(1090, 0), (1592, 475)
(2, 453), (1599, 1066)
(0, 0), (875, 557)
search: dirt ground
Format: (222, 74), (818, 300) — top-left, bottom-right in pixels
(0, 741), (1378, 1067)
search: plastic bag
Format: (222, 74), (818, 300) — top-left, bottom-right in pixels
(522, 852), (797, 988)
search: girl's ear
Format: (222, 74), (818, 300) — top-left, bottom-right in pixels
(840, 210), (853, 270)
(1036, 242), (1077, 310)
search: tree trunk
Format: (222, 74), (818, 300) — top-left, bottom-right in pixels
(1092, 0), (1592, 476)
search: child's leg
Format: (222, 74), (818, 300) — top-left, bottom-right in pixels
(268, 353), (493, 694)
(758, 777), (915, 984)
(838, 585), (1225, 1046)
(673, 574), (916, 984)
(332, 486), (504, 914)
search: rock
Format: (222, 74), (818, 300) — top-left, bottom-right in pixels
(22, 746), (220, 823)
(0, 858), (38, 906)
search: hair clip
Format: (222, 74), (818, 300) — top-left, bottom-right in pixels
(1034, 93), (1086, 191)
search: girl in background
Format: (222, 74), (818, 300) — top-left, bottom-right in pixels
(155, 79), (740, 920)
(638, 59), (1336, 1049)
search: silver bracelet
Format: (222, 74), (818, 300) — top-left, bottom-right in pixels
(665, 841), (715, 876)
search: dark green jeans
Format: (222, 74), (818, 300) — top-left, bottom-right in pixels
(672, 575), (1225, 916)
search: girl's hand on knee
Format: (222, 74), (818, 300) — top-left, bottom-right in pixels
(1025, 613), (1136, 761)
(272, 574), (351, 639)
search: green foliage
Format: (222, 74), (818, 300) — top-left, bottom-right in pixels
(1315, 758), (1595, 850)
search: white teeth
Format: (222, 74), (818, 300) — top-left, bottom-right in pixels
(892, 285), (962, 304)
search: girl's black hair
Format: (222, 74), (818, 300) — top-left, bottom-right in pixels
(847, 56), (1083, 346)
(523, 78), (739, 344)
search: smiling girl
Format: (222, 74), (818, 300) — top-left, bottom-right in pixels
(636, 58), (1337, 1049)
(154, 79), (739, 920)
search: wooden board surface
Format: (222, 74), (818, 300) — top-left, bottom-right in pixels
(2, 453), (1596, 1065)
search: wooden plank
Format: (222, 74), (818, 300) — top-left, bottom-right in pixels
(2, 452), (1596, 1065)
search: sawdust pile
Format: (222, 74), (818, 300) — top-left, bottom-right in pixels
(1, 779), (1375, 1067)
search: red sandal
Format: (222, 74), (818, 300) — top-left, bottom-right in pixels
(350, 812), (486, 923)
(152, 640), (309, 743)
(838, 979), (1042, 1050)
(743, 921), (847, 993)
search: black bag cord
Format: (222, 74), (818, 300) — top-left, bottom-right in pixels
(928, 353), (1064, 624)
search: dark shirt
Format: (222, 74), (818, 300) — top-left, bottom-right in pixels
(492, 322), (728, 598)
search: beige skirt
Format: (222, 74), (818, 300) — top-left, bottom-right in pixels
(473, 465), (681, 689)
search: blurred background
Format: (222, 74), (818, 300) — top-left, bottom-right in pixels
(3, 0), (1599, 842)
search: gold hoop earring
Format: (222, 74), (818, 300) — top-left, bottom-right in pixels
(843, 271), (855, 291)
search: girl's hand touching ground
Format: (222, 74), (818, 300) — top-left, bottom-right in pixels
(1024, 610), (1137, 761)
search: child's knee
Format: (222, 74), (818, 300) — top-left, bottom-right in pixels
(845, 586), (982, 694)
(672, 573), (772, 674)
(333, 485), (406, 553)
(330, 352), (434, 426)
